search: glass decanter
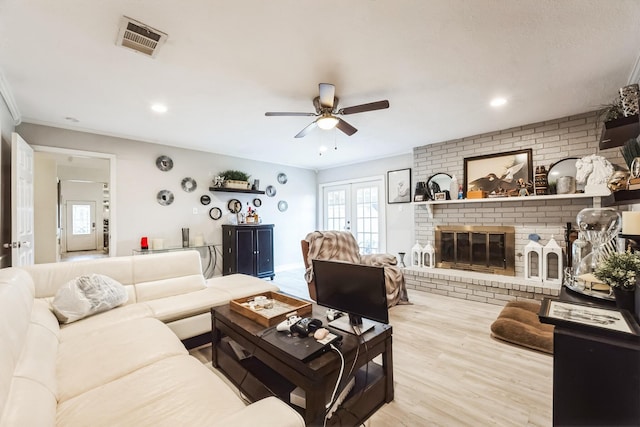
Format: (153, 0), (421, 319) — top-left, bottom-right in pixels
(574, 208), (621, 288)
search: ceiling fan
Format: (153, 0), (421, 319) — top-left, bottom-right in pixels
(265, 83), (389, 138)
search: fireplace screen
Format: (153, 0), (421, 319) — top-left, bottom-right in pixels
(436, 226), (515, 276)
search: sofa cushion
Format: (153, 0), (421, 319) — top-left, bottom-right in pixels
(56, 355), (248, 427)
(51, 274), (128, 324)
(132, 251), (206, 301)
(144, 288), (231, 323)
(205, 273), (279, 299)
(217, 396), (305, 427)
(59, 303), (153, 341)
(57, 317), (187, 402)
(22, 257), (135, 300)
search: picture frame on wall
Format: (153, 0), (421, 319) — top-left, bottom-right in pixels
(387, 168), (412, 204)
(463, 149), (533, 195)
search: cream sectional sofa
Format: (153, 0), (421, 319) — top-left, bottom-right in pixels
(0, 251), (305, 426)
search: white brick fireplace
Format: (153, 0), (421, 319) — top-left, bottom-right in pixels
(405, 110), (626, 305)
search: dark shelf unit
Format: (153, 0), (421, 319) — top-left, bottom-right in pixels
(599, 114), (639, 150)
(601, 189), (640, 206)
(222, 224), (274, 279)
(209, 187), (265, 195)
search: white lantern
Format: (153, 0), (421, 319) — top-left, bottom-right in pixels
(422, 241), (435, 268)
(543, 235), (563, 286)
(524, 240), (543, 282)
(411, 241), (422, 268)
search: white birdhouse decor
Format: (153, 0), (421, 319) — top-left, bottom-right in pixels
(411, 241), (422, 268)
(422, 241), (435, 269)
(524, 239), (543, 282)
(543, 235), (563, 286)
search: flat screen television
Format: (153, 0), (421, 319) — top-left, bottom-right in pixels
(312, 259), (388, 334)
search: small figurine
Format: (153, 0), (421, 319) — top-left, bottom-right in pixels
(518, 178), (529, 196)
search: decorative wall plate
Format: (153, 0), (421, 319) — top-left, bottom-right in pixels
(278, 200), (288, 212)
(265, 185), (276, 197)
(253, 198), (262, 207)
(181, 177), (197, 192)
(156, 155), (173, 172)
(227, 199), (242, 213)
(200, 195), (211, 205)
(209, 207), (222, 220)
(277, 173), (288, 184)
(157, 190), (174, 206)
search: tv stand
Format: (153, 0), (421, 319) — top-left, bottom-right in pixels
(329, 315), (376, 335)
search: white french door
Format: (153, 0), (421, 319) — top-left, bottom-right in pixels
(65, 201), (97, 251)
(322, 178), (385, 254)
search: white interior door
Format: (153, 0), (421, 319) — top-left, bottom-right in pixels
(65, 201), (97, 251)
(8, 133), (34, 266)
(322, 178), (386, 254)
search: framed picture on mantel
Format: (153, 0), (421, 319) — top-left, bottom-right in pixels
(464, 149), (533, 195)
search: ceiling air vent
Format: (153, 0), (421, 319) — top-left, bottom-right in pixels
(116, 16), (167, 58)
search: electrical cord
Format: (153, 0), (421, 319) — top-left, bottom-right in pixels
(324, 343), (345, 427)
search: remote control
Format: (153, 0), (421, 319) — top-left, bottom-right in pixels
(276, 315), (302, 332)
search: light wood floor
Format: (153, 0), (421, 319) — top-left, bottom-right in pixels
(190, 290), (553, 426)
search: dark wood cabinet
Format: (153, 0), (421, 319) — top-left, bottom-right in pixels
(544, 289), (640, 426)
(222, 224), (274, 279)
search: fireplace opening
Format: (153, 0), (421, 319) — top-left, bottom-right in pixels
(435, 225), (515, 276)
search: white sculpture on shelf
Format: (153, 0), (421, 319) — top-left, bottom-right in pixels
(575, 154), (614, 194)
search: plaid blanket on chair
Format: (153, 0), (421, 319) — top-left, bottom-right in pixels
(304, 231), (410, 307)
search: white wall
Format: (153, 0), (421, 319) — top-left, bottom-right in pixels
(34, 154), (58, 263)
(316, 153), (414, 258)
(17, 123), (317, 270)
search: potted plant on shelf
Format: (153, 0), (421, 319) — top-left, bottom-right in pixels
(594, 250), (640, 317)
(219, 170), (251, 190)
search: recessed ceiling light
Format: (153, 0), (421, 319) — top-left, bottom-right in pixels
(490, 97), (507, 107)
(151, 103), (168, 113)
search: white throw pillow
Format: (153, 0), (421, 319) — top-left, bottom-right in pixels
(52, 274), (128, 323)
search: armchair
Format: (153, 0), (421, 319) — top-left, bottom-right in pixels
(301, 231), (409, 306)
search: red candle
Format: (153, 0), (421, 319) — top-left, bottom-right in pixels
(141, 237), (149, 250)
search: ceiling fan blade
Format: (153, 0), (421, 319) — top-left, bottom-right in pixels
(294, 121), (318, 138)
(338, 100), (389, 115)
(336, 118), (358, 136)
(318, 83), (336, 109)
(265, 112), (316, 117)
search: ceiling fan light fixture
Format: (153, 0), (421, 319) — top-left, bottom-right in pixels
(316, 115), (339, 130)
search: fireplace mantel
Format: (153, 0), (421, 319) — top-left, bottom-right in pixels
(415, 191), (609, 215)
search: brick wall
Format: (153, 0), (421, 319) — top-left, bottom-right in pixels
(409, 110), (626, 304)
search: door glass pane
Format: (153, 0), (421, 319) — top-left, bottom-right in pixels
(72, 204), (91, 235)
(355, 186), (379, 254)
(326, 189), (346, 231)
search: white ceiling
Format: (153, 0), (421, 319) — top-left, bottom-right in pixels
(1, 0), (639, 170)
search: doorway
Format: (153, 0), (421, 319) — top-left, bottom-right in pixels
(320, 176), (386, 254)
(32, 145), (116, 261)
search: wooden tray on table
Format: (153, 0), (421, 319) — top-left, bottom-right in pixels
(229, 291), (312, 327)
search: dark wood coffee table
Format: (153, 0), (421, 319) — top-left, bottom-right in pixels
(211, 303), (394, 426)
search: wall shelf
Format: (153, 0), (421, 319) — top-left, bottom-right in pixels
(415, 192), (610, 214)
(601, 189), (640, 207)
(599, 114), (639, 150)
(209, 187), (265, 195)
